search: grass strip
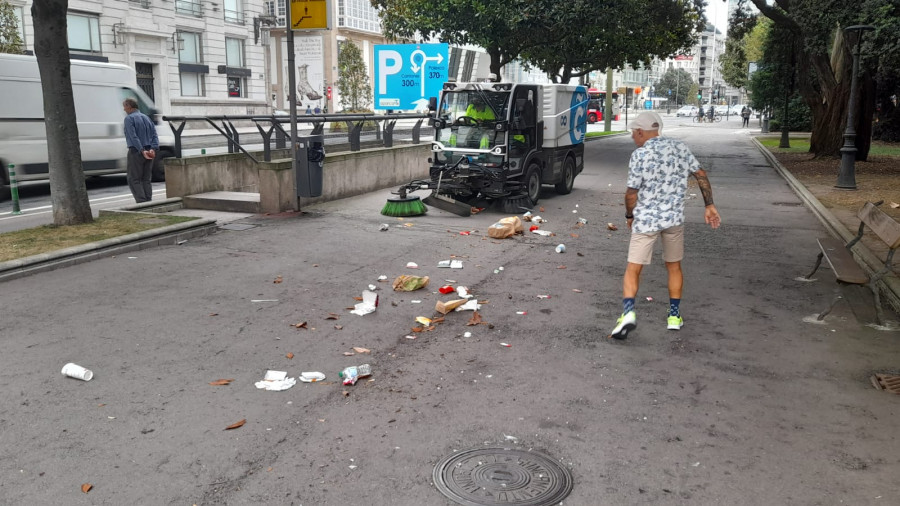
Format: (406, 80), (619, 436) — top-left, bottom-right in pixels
(0, 213), (197, 263)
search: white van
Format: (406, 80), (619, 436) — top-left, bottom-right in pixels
(0, 53), (175, 193)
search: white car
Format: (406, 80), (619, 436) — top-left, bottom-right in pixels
(714, 105), (731, 116)
(676, 105), (698, 117)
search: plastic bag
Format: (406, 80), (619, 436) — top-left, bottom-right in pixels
(488, 216), (524, 239)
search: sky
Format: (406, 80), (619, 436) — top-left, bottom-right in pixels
(706, 0), (731, 35)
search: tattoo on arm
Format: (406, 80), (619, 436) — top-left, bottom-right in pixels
(694, 171), (714, 206)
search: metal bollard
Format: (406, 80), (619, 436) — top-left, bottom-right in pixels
(8, 163), (22, 215)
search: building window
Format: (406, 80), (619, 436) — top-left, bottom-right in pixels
(337, 0), (380, 33)
(227, 76), (244, 97)
(178, 32), (204, 96)
(224, 0), (244, 24)
(225, 37), (243, 67)
(11, 5), (25, 47)
(175, 0), (203, 17)
(67, 12), (101, 53)
(264, 0), (286, 27)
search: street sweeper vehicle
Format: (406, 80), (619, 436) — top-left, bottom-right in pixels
(382, 81), (588, 217)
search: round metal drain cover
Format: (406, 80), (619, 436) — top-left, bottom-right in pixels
(433, 447), (573, 506)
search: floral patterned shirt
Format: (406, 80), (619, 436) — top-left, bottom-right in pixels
(626, 136), (701, 234)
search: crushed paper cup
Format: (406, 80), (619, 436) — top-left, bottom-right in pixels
(532, 230), (553, 236)
(406, 262), (418, 269)
(256, 370), (296, 391)
(264, 370), (287, 381)
(457, 286), (472, 298)
(299, 372), (326, 383)
(350, 290), (378, 315)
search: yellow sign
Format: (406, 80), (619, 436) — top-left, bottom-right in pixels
(290, 0), (328, 31)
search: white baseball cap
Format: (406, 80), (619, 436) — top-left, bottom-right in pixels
(629, 111), (663, 133)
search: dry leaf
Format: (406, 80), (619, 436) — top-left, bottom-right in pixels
(467, 311), (483, 326)
(539, 206), (545, 212)
(273, 276), (283, 284)
(209, 313), (219, 316)
(607, 223), (618, 231)
(81, 483), (93, 494)
(293, 321), (308, 329)
(286, 352), (294, 359)
(225, 419), (246, 430)
(424, 325), (436, 332)
(267, 467), (273, 472)
(431, 316), (445, 324)
(334, 325), (343, 330)
(97, 403), (105, 407)
(209, 379), (235, 386)
(411, 326), (424, 332)
(325, 313), (340, 320)
(557, 265), (567, 269)
(892, 201), (900, 209)
(570, 233), (579, 238)
(353, 296), (363, 301)
(343, 351), (355, 356)
(342, 390), (350, 397)
(573, 289), (583, 293)
(353, 347), (371, 354)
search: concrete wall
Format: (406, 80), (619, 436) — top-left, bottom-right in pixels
(164, 144), (431, 212)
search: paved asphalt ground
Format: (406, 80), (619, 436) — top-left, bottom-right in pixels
(2, 118), (899, 505)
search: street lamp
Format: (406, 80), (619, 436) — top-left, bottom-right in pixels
(835, 24), (876, 190)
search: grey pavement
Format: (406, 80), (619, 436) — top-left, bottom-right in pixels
(2, 118), (899, 505)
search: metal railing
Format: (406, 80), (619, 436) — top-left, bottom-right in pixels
(224, 9), (245, 24)
(175, 0), (203, 17)
(160, 112), (430, 163)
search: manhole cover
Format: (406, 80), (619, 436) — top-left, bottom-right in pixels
(433, 448), (573, 506)
(871, 373), (900, 394)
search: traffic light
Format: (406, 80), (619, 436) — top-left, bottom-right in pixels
(326, 86), (332, 100)
(697, 91), (702, 100)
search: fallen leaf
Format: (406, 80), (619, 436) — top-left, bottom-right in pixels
(225, 419), (246, 430)
(411, 326), (424, 332)
(353, 296), (363, 301)
(424, 325), (436, 332)
(540, 206), (545, 212)
(81, 483), (92, 494)
(343, 351), (355, 356)
(97, 403), (105, 407)
(573, 289), (583, 293)
(273, 276), (283, 284)
(209, 379), (235, 386)
(342, 390), (350, 397)
(607, 223), (618, 231)
(325, 313), (340, 320)
(557, 265), (567, 269)
(431, 316), (445, 324)
(286, 352), (294, 359)
(353, 347), (371, 354)
(293, 321), (308, 329)
(467, 311), (483, 326)
(209, 313), (219, 316)
(570, 233), (579, 238)
(334, 325), (343, 330)
(577, 252), (584, 257)
(892, 201), (900, 209)
(267, 467), (273, 472)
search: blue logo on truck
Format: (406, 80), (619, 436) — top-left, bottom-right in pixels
(569, 86), (588, 144)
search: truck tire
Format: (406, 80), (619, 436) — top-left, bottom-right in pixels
(151, 149), (173, 182)
(554, 156), (575, 195)
(524, 163), (542, 205)
(587, 112), (597, 124)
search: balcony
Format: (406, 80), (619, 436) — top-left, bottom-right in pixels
(175, 0), (203, 17)
(224, 9), (245, 24)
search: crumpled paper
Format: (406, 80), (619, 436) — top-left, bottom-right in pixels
(255, 370), (297, 391)
(350, 290), (379, 315)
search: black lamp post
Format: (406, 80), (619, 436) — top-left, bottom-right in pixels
(835, 24), (876, 190)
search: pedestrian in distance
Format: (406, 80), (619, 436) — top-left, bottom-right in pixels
(741, 106), (751, 128)
(122, 98), (159, 203)
(697, 106), (705, 123)
(609, 111), (722, 340)
(314, 104), (322, 114)
(305, 105), (312, 115)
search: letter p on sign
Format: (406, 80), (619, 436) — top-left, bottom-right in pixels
(378, 50), (402, 95)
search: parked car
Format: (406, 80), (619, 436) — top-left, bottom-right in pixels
(676, 105), (698, 117)
(714, 105), (731, 116)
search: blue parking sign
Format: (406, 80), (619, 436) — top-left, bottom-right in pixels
(374, 44), (448, 111)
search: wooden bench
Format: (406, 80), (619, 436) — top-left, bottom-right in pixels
(806, 201), (900, 325)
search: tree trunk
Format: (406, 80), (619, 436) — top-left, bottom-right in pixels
(855, 71), (876, 161)
(31, 0), (93, 225)
(805, 52), (849, 158)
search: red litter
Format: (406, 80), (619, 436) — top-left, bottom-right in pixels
(516, 311), (527, 315)
(439, 285), (455, 294)
(459, 231), (471, 235)
(500, 343), (511, 347)
(529, 225), (539, 232)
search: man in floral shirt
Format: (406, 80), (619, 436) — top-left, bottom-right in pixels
(610, 112), (721, 339)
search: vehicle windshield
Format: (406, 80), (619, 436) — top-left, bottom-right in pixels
(435, 90), (509, 158)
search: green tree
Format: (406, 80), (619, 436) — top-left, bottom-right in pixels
(32, 0), (93, 225)
(372, 0), (707, 83)
(656, 68), (694, 106)
(747, 0), (895, 159)
(335, 39), (372, 111)
(0, 0), (25, 54)
(863, 0), (900, 142)
(719, 0), (757, 89)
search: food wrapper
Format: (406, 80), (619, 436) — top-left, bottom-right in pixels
(392, 275), (430, 291)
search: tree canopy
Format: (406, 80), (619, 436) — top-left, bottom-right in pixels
(0, 0), (25, 54)
(336, 39), (372, 111)
(372, 0), (707, 83)
(655, 68), (695, 106)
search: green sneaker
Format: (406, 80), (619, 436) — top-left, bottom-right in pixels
(610, 311), (636, 340)
(667, 315), (684, 330)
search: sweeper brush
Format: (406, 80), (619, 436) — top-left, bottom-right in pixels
(380, 196), (427, 217)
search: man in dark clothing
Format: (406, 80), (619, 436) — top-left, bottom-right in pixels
(122, 98), (159, 203)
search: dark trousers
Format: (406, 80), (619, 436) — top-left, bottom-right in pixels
(742, 117), (750, 127)
(126, 150), (153, 203)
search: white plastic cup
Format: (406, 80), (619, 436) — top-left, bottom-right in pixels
(61, 363), (93, 381)
(555, 244), (566, 253)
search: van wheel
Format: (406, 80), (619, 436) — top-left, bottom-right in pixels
(587, 113), (597, 124)
(555, 156), (575, 195)
(151, 149), (173, 182)
(523, 163), (542, 205)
